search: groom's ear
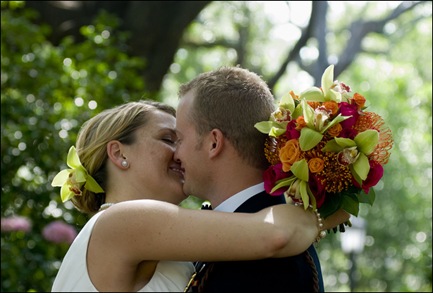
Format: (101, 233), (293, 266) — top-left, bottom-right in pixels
(208, 128), (225, 158)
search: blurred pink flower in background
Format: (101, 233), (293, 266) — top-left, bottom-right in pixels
(42, 221), (77, 244)
(1, 216), (32, 233)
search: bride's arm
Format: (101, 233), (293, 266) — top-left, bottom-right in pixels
(92, 199), (346, 263)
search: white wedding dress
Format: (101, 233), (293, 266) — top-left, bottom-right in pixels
(51, 210), (194, 292)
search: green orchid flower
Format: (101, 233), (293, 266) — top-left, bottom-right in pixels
(299, 64), (345, 102)
(321, 64), (342, 102)
(270, 159), (318, 211)
(298, 99), (351, 151)
(298, 65), (330, 102)
(254, 120), (288, 137)
(322, 129), (379, 183)
(278, 91), (296, 113)
(254, 90), (296, 137)
(286, 65), (352, 151)
(51, 146), (104, 202)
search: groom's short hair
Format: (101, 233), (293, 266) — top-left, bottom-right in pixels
(178, 66), (275, 170)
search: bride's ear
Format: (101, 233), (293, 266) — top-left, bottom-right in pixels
(107, 141), (129, 169)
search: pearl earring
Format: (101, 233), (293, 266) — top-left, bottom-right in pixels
(121, 160), (129, 168)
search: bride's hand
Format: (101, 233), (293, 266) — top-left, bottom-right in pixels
(322, 209), (351, 231)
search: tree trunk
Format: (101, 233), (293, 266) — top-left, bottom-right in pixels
(25, 1), (211, 97)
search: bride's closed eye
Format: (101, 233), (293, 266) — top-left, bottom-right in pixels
(161, 135), (178, 145)
(162, 138), (175, 144)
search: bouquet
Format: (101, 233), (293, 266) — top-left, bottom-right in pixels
(255, 65), (393, 225)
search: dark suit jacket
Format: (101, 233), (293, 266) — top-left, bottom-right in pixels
(193, 191), (324, 292)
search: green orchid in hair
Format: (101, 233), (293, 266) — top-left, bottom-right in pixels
(51, 146), (104, 202)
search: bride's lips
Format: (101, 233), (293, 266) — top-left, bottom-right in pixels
(169, 164), (185, 179)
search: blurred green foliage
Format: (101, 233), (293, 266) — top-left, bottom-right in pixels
(1, 3), (146, 291)
(1, 1), (431, 292)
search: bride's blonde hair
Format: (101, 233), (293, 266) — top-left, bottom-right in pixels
(72, 100), (176, 214)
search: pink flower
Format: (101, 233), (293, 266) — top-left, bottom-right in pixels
(339, 102), (360, 138)
(285, 120), (300, 140)
(353, 161), (384, 194)
(264, 163), (290, 195)
(1, 216), (32, 233)
(308, 175), (327, 208)
(42, 221), (77, 244)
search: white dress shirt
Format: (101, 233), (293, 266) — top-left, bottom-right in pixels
(214, 182), (265, 212)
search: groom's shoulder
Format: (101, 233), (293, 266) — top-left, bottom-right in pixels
(236, 192), (286, 212)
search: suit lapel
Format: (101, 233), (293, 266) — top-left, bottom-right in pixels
(235, 191), (285, 213)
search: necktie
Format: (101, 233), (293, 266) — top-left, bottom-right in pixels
(183, 202), (213, 292)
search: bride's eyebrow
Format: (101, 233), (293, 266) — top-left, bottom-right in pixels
(157, 128), (177, 136)
(174, 128), (183, 137)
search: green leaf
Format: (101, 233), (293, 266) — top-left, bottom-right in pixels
(357, 188), (376, 206)
(353, 153), (370, 180)
(271, 176), (296, 194)
(340, 192), (360, 217)
(354, 129), (379, 155)
(319, 187), (362, 218)
(299, 127), (323, 151)
(318, 193), (343, 218)
(291, 159), (309, 181)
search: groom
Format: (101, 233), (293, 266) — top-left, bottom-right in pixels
(175, 66), (324, 292)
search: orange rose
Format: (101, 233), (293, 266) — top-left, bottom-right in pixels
(308, 157), (324, 173)
(327, 123), (342, 137)
(353, 93), (366, 110)
(323, 101), (339, 116)
(296, 116), (306, 130)
(279, 139), (301, 172)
